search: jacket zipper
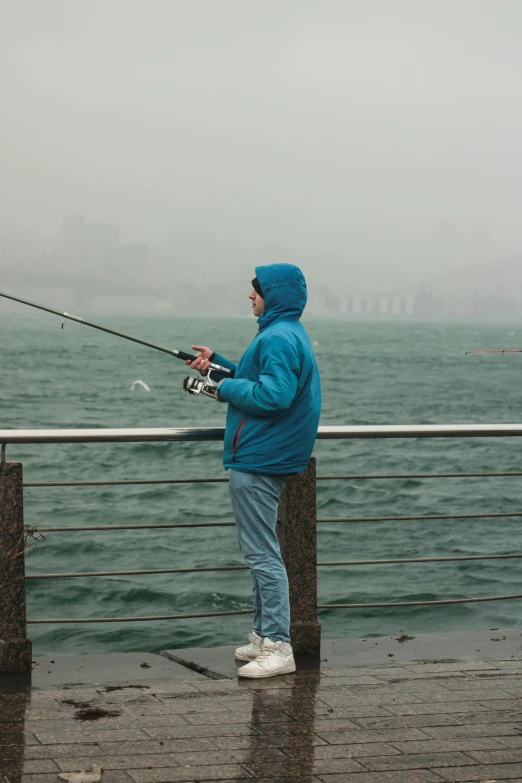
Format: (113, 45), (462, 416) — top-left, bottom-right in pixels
(232, 418), (247, 461)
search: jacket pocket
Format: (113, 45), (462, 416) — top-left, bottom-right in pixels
(232, 417), (247, 461)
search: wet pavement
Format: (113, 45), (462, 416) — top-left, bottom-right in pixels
(2, 632), (522, 782)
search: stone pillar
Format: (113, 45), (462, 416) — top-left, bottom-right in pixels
(277, 458), (321, 656)
(0, 462), (32, 673)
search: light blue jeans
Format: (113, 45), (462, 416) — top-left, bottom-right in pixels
(228, 470), (290, 643)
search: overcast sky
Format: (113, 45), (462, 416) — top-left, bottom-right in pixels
(2, 0), (522, 288)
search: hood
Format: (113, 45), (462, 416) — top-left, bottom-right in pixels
(256, 263), (307, 330)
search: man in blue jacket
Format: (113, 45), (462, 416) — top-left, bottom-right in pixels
(187, 263), (321, 678)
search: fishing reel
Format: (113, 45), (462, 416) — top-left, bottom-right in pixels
(183, 374), (219, 400)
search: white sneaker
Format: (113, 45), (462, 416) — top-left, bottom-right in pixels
(237, 637), (296, 678)
(235, 631), (262, 661)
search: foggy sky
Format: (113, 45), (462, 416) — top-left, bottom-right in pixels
(2, 0), (522, 289)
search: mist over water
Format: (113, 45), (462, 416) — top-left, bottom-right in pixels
(1, 1), (522, 318)
(2, 313), (522, 655)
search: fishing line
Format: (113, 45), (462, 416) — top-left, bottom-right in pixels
(1, 299), (179, 389)
(61, 325), (181, 389)
(0, 289), (234, 377)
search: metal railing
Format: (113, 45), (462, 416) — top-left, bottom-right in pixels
(2, 424), (522, 672)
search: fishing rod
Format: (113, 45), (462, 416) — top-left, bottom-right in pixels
(0, 289), (233, 398)
(465, 349), (521, 355)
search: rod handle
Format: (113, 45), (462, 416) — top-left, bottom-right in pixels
(174, 350), (234, 377)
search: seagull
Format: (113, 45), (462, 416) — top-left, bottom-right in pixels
(130, 379), (151, 392)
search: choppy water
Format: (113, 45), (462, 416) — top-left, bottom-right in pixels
(2, 307), (522, 655)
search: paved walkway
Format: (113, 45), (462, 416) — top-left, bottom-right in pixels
(2, 655), (522, 782)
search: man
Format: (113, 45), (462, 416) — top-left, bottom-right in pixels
(187, 263), (321, 678)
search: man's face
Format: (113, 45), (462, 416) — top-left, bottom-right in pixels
(249, 288), (265, 317)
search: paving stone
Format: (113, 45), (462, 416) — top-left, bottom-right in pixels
(440, 676), (522, 690)
(452, 709), (522, 724)
(55, 748), (284, 772)
(33, 728), (150, 744)
(355, 714), (463, 730)
(422, 721), (522, 739)
(26, 715), (191, 733)
(285, 742), (400, 759)
(494, 660), (522, 669)
(316, 676), (385, 686)
(432, 762), (522, 780)
(315, 689), (423, 706)
(171, 748), (285, 766)
(244, 758), (365, 776)
(22, 759), (60, 773)
(127, 763), (250, 782)
(99, 738), (218, 755)
(25, 709), (70, 720)
(361, 751), (478, 771)
(386, 701), (492, 715)
(467, 748), (522, 763)
(374, 672), (467, 683)
(314, 770), (445, 783)
(143, 683), (201, 695)
(306, 704), (396, 719)
(55, 754), (181, 772)
(142, 723), (255, 740)
(206, 734), (328, 751)
(248, 720), (317, 736)
(495, 736), (522, 748)
(296, 718), (360, 732)
(183, 710), (257, 725)
(255, 778), (322, 783)
(477, 698), (522, 711)
(314, 727), (430, 745)
(347, 680), (451, 694)
(321, 667), (413, 678)
(21, 776), (65, 783)
(390, 738), (504, 754)
(24, 742), (104, 758)
(417, 688), (514, 702)
(193, 679), (293, 694)
(138, 699), (251, 715)
(98, 774), (135, 783)
(407, 662), (499, 673)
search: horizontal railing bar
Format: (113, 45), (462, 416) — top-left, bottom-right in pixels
(24, 471), (522, 489)
(24, 478), (229, 487)
(27, 552), (522, 579)
(27, 565), (249, 578)
(318, 512), (522, 523)
(319, 593), (522, 608)
(317, 472), (522, 480)
(38, 522), (236, 532)
(27, 609), (254, 624)
(4, 423), (522, 444)
(34, 511), (522, 533)
(26, 592), (522, 622)
(318, 553), (522, 566)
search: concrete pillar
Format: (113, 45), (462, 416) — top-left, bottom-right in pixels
(0, 462), (32, 673)
(277, 458), (321, 656)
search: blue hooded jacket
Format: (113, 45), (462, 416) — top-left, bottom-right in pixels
(214, 263), (321, 475)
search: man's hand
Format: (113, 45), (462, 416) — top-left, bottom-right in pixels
(186, 345), (213, 375)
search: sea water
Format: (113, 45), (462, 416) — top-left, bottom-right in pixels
(1, 310), (522, 655)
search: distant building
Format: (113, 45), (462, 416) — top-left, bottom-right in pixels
(86, 222), (120, 257)
(62, 215), (86, 252)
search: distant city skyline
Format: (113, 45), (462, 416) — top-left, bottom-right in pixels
(1, 214), (521, 322)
